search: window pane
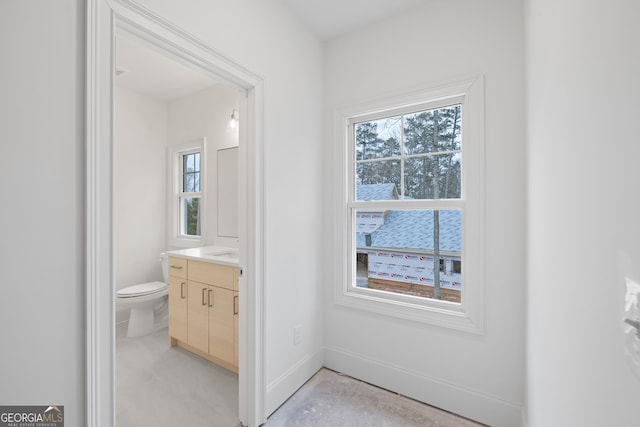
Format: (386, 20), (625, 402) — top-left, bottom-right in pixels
(404, 153), (461, 199)
(182, 173), (190, 193)
(194, 152), (201, 172)
(404, 105), (462, 155)
(185, 153), (195, 172)
(182, 197), (200, 236)
(194, 172), (200, 192)
(355, 117), (401, 160)
(355, 209), (461, 303)
(355, 160), (400, 200)
(182, 152), (201, 193)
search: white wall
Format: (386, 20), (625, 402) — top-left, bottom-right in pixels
(0, 1), (84, 425)
(323, 1), (526, 426)
(136, 0), (325, 415)
(167, 84), (239, 248)
(525, 0), (640, 425)
(114, 87), (168, 289)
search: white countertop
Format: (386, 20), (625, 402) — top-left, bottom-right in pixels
(165, 245), (240, 267)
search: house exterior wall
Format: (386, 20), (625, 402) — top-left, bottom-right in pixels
(323, 0), (526, 425)
(363, 250), (462, 292)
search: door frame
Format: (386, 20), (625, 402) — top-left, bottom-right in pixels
(86, 1), (266, 426)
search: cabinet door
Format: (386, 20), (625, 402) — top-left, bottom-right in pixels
(208, 286), (235, 365)
(168, 276), (187, 343)
(187, 281), (210, 354)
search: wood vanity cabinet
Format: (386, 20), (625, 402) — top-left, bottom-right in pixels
(168, 257), (188, 343)
(168, 257), (239, 373)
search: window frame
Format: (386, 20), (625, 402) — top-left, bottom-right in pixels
(333, 76), (485, 333)
(168, 138), (207, 248)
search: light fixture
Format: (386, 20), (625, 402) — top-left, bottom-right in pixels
(229, 108), (239, 128)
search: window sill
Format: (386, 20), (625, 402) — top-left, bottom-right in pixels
(169, 235), (204, 249)
(334, 285), (483, 333)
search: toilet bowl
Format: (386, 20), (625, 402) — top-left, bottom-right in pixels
(117, 253), (169, 337)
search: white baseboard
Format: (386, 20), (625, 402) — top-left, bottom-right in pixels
(265, 349), (324, 417)
(324, 345), (523, 427)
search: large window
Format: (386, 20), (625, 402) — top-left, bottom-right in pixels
(169, 138), (206, 246)
(335, 77), (484, 332)
(353, 103), (463, 303)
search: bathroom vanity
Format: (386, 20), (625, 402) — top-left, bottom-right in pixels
(166, 246), (240, 373)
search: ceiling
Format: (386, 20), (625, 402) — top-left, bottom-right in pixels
(115, 1), (426, 100)
(115, 36), (217, 101)
(282, 0), (426, 40)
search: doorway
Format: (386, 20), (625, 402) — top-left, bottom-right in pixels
(113, 31), (242, 424)
(86, 1), (266, 426)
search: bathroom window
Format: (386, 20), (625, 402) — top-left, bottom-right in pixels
(333, 76), (485, 333)
(169, 138), (206, 246)
(180, 151), (201, 236)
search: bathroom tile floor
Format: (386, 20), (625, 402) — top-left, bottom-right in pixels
(116, 324), (241, 427)
(116, 324), (485, 427)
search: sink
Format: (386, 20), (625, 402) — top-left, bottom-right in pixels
(204, 249), (239, 259)
(211, 251), (238, 258)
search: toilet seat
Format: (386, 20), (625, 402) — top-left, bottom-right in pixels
(117, 281), (167, 298)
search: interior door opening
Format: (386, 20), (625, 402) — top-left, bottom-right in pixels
(113, 30), (244, 424)
(86, 2), (266, 426)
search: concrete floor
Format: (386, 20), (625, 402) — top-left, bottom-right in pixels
(264, 368), (485, 427)
(116, 324), (485, 427)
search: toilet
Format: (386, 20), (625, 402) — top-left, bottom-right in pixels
(117, 253), (169, 337)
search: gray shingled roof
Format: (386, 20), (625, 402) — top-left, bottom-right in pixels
(356, 183), (397, 201)
(356, 210), (461, 253)
(355, 184), (461, 253)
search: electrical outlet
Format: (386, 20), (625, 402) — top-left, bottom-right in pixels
(294, 325), (302, 345)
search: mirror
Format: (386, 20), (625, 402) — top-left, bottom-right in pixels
(218, 146), (239, 237)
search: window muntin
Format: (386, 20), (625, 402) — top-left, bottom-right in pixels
(349, 102), (464, 304)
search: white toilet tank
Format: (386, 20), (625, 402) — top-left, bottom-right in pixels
(160, 252), (169, 283)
